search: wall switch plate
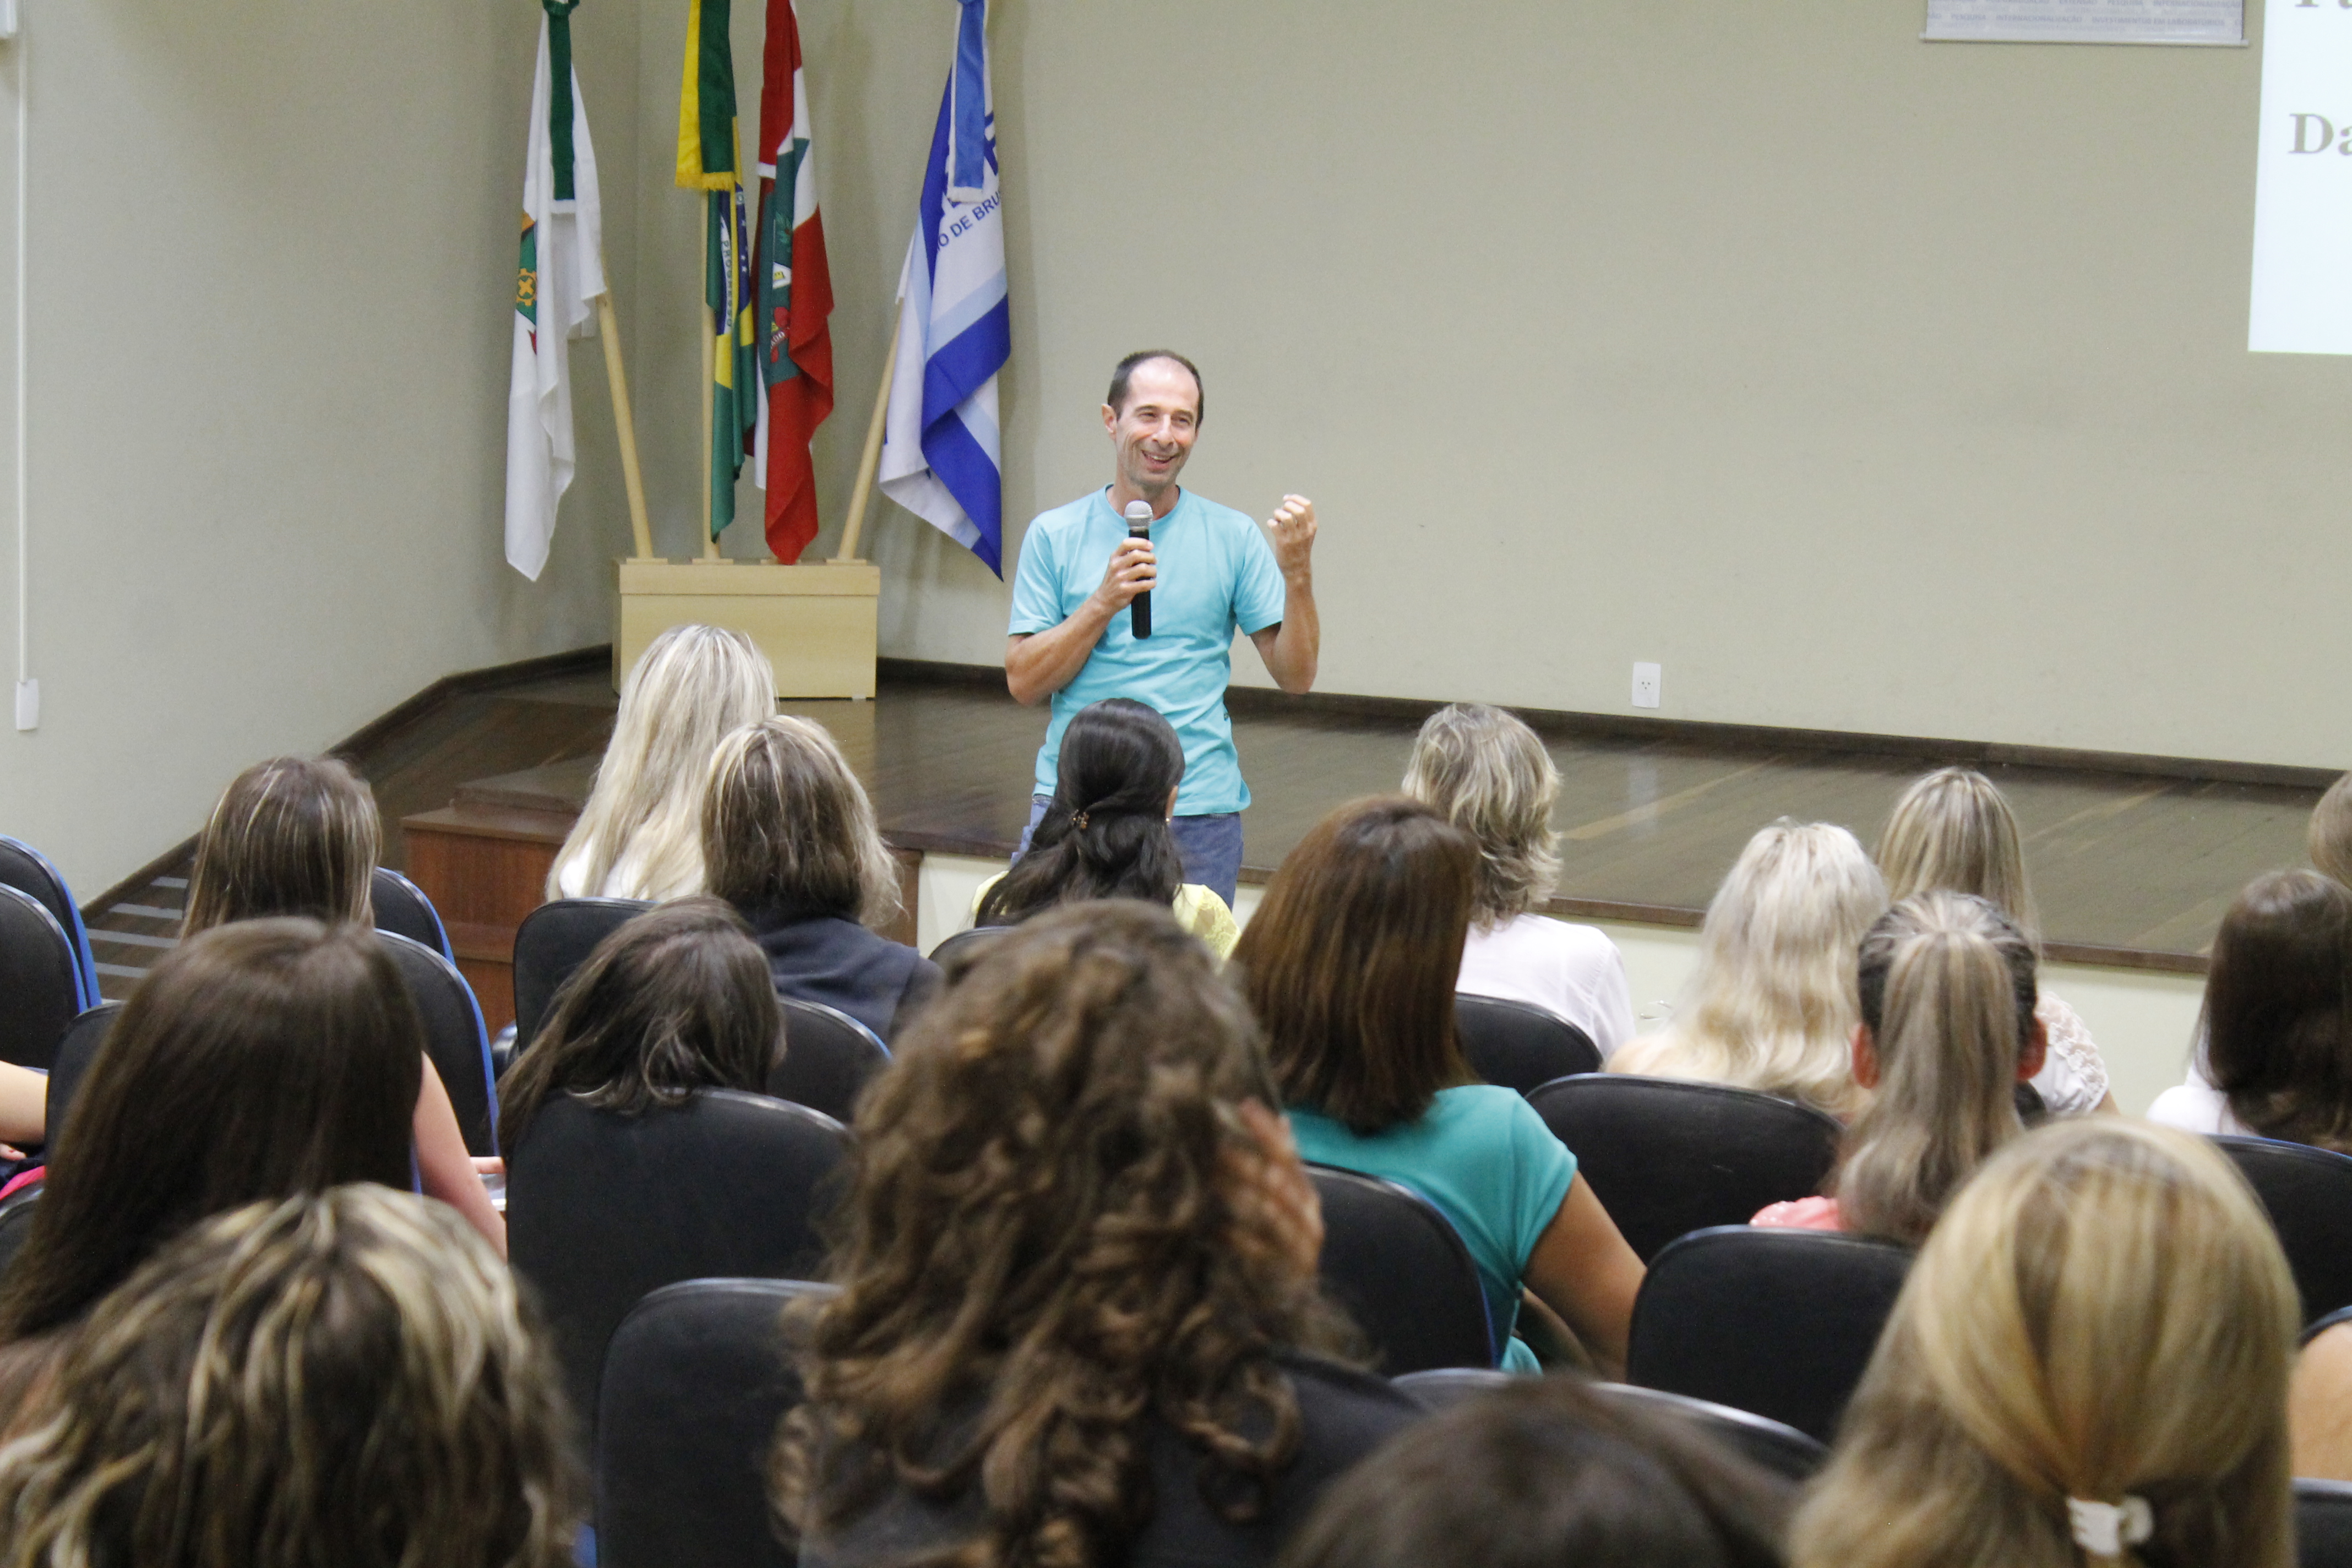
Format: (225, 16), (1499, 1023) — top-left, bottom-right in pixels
(13, 678), (35, 731)
(1631, 662), (1661, 710)
(0, 1), (20, 42)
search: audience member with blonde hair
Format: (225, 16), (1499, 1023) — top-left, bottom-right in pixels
(0, 1185), (579, 1568)
(2311, 770), (2352, 889)
(1874, 765), (2116, 1115)
(1611, 820), (1886, 1120)
(2149, 869), (2352, 1147)
(1237, 796), (1645, 1375)
(1402, 702), (1634, 1055)
(548, 623), (776, 901)
(1792, 1120), (2298, 1568)
(183, 755), (504, 1251)
(702, 714), (939, 1042)
(1752, 892), (2044, 1242)
(0, 920), (422, 1423)
(776, 901), (1422, 1568)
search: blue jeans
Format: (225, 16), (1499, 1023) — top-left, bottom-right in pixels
(1017, 794), (1244, 907)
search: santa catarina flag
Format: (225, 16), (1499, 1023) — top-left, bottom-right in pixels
(878, 0), (1009, 576)
(678, 0), (758, 541)
(504, 0), (605, 581)
(749, 0), (835, 564)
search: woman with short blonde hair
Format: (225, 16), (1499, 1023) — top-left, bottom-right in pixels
(1611, 820), (1886, 1120)
(0, 1186), (579, 1568)
(702, 716), (937, 1042)
(1792, 1121), (2297, 1568)
(2310, 771), (2352, 889)
(1403, 704), (1633, 1055)
(548, 624), (776, 901)
(1875, 766), (2115, 1116)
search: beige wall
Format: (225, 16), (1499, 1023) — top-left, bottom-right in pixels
(2, 1), (2331, 896)
(803, 2), (2346, 772)
(0, 0), (647, 895)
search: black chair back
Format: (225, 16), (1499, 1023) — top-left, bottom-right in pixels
(2300, 1478), (2352, 1568)
(378, 932), (498, 1157)
(512, 897), (651, 1053)
(1454, 994), (1600, 1095)
(1526, 1074), (1842, 1261)
(43, 1002), (120, 1158)
(371, 867), (453, 960)
(1308, 1164), (1494, 1374)
(0, 1183), (39, 1283)
(0, 837), (96, 1009)
(1389, 1368), (1828, 1483)
(768, 998), (890, 1124)
(0, 885), (79, 1070)
(596, 1277), (838, 1568)
(507, 1090), (848, 1438)
(1589, 1382), (1827, 1482)
(927, 924), (1007, 971)
(2214, 1136), (2352, 1324)
(1628, 1226), (1912, 1445)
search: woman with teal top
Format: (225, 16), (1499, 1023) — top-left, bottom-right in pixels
(1233, 796), (1645, 1374)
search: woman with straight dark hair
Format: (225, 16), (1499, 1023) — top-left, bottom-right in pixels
(497, 898), (782, 1158)
(2150, 869), (2352, 1148)
(1277, 1378), (1789, 1568)
(0, 919), (422, 1423)
(0, 1185), (580, 1568)
(1233, 796), (1643, 1375)
(1753, 892), (2046, 1243)
(702, 715), (940, 1042)
(974, 698), (1240, 955)
(184, 754), (503, 1251)
(776, 901), (1422, 1568)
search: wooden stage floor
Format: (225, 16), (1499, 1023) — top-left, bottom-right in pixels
(80, 659), (2323, 995)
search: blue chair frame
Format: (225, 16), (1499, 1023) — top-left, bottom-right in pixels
(0, 836), (97, 1010)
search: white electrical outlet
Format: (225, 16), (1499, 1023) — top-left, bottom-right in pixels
(13, 677), (35, 731)
(0, 0), (20, 42)
(1631, 662), (1661, 710)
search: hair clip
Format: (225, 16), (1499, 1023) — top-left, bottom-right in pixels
(2066, 1495), (2152, 1558)
(1072, 811), (1090, 831)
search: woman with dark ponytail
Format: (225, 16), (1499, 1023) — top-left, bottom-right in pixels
(974, 699), (1240, 957)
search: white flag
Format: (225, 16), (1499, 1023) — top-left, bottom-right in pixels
(877, 0), (1010, 575)
(504, 12), (606, 580)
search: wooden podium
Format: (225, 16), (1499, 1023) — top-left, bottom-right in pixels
(614, 559), (879, 698)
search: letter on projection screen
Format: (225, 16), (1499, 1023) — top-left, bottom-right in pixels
(2250, 2), (2352, 355)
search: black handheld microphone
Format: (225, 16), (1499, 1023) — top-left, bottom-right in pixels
(1123, 500), (1153, 639)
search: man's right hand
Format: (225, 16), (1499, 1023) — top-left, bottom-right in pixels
(1088, 535), (1158, 614)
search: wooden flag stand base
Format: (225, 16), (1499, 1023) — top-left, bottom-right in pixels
(607, 247), (898, 699)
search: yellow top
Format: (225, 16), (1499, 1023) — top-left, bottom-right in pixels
(969, 875), (1240, 961)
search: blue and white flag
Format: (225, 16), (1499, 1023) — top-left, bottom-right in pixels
(877, 0), (1010, 576)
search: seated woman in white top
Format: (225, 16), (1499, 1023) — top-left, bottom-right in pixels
(974, 699), (1238, 957)
(2149, 870), (2352, 1146)
(1401, 703), (1632, 1057)
(1875, 766), (2116, 1116)
(546, 624), (776, 902)
(1611, 820), (1887, 1121)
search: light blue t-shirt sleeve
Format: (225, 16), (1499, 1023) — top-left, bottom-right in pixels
(1007, 521), (1064, 635)
(1502, 1096), (1578, 1271)
(1232, 516), (1288, 635)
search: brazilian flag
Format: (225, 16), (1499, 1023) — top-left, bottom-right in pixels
(678, 0), (757, 542)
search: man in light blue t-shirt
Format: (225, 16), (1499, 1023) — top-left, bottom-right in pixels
(1004, 351), (1323, 904)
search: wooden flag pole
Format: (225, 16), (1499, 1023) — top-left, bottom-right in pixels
(832, 311), (901, 565)
(596, 291), (656, 561)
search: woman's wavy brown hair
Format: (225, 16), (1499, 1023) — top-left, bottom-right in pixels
(774, 900), (1352, 1568)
